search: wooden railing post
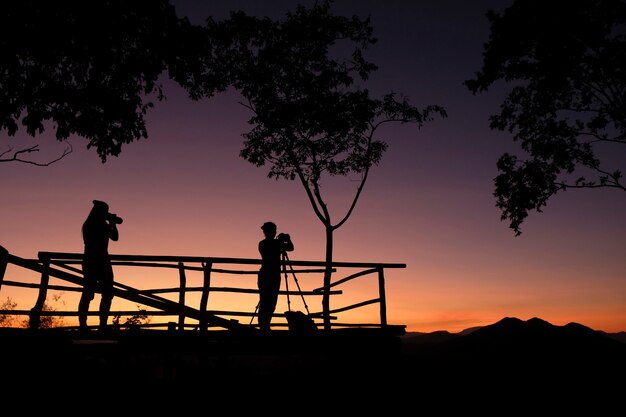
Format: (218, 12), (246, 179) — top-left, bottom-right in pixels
(177, 262), (186, 332)
(377, 266), (387, 328)
(30, 253), (51, 329)
(0, 245), (8, 291)
(199, 262), (212, 332)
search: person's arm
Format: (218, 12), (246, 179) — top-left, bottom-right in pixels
(108, 223), (119, 242)
(283, 236), (294, 252)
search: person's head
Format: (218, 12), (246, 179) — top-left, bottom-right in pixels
(261, 221), (277, 238)
(83, 200), (109, 235)
(92, 200), (109, 213)
(88, 200), (109, 219)
(89, 200), (123, 225)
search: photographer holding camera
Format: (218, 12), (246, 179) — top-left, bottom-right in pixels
(78, 200), (122, 332)
(257, 221), (294, 332)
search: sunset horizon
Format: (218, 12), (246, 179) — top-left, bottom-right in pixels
(2, 0), (625, 336)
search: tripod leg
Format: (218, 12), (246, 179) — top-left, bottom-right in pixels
(249, 300), (260, 325)
(283, 252), (291, 313)
(283, 252), (310, 315)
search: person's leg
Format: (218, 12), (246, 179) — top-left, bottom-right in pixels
(257, 272), (271, 331)
(98, 265), (114, 331)
(258, 288), (271, 331)
(262, 274), (281, 331)
(266, 290), (279, 321)
(78, 290), (93, 330)
(79, 263), (95, 331)
(99, 290), (112, 330)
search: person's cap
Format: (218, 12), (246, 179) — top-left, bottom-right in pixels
(93, 200), (109, 211)
(261, 222), (276, 231)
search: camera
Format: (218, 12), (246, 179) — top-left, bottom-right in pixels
(277, 233), (290, 242)
(107, 213), (123, 225)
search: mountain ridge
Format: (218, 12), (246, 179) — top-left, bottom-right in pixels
(403, 316), (626, 344)
(393, 316), (626, 411)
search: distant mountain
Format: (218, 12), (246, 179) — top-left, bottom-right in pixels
(599, 330), (626, 344)
(457, 325), (482, 335)
(401, 330), (458, 348)
(403, 318), (626, 348)
(401, 316), (626, 367)
(395, 317), (626, 410)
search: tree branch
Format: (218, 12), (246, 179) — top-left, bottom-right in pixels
(0, 142), (73, 166)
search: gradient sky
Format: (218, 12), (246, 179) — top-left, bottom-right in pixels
(2, 0), (625, 333)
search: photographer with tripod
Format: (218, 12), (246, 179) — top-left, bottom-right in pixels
(257, 221), (294, 332)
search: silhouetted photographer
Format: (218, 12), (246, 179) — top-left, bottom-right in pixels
(257, 221), (294, 332)
(78, 200), (121, 332)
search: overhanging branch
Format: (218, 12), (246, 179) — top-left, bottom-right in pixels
(1, 141), (73, 166)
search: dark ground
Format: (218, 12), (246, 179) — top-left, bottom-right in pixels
(1, 320), (624, 413)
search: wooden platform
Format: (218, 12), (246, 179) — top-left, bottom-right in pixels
(0, 326), (406, 390)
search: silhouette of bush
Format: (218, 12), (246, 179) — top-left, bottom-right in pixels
(0, 297), (18, 327)
(0, 294), (66, 328)
(112, 306), (151, 331)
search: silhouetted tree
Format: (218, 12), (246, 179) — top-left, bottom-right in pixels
(205, 1), (446, 328)
(0, 0), (228, 165)
(465, 0), (626, 235)
(112, 306), (150, 331)
(31, 293), (66, 329)
(0, 297), (18, 327)
(0, 295), (65, 328)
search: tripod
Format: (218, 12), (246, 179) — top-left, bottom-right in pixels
(249, 250), (310, 326)
(281, 250), (310, 316)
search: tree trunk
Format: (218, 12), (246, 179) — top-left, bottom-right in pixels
(322, 226), (334, 330)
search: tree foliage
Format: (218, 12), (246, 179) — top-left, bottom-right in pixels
(112, 307), (150, 331)
(204, 1), (446, 327)
(0, 296), (18, 327)
(465, 0), (626, 235)
(0, 0), (228, 164)
(0, 295), (65, 328)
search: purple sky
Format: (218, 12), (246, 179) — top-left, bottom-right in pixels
(2, 0), (625, 333)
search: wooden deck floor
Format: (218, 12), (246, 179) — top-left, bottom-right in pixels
(0, 326), (406, 389)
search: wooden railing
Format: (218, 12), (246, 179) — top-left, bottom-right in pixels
(0, 245), (406, 334)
